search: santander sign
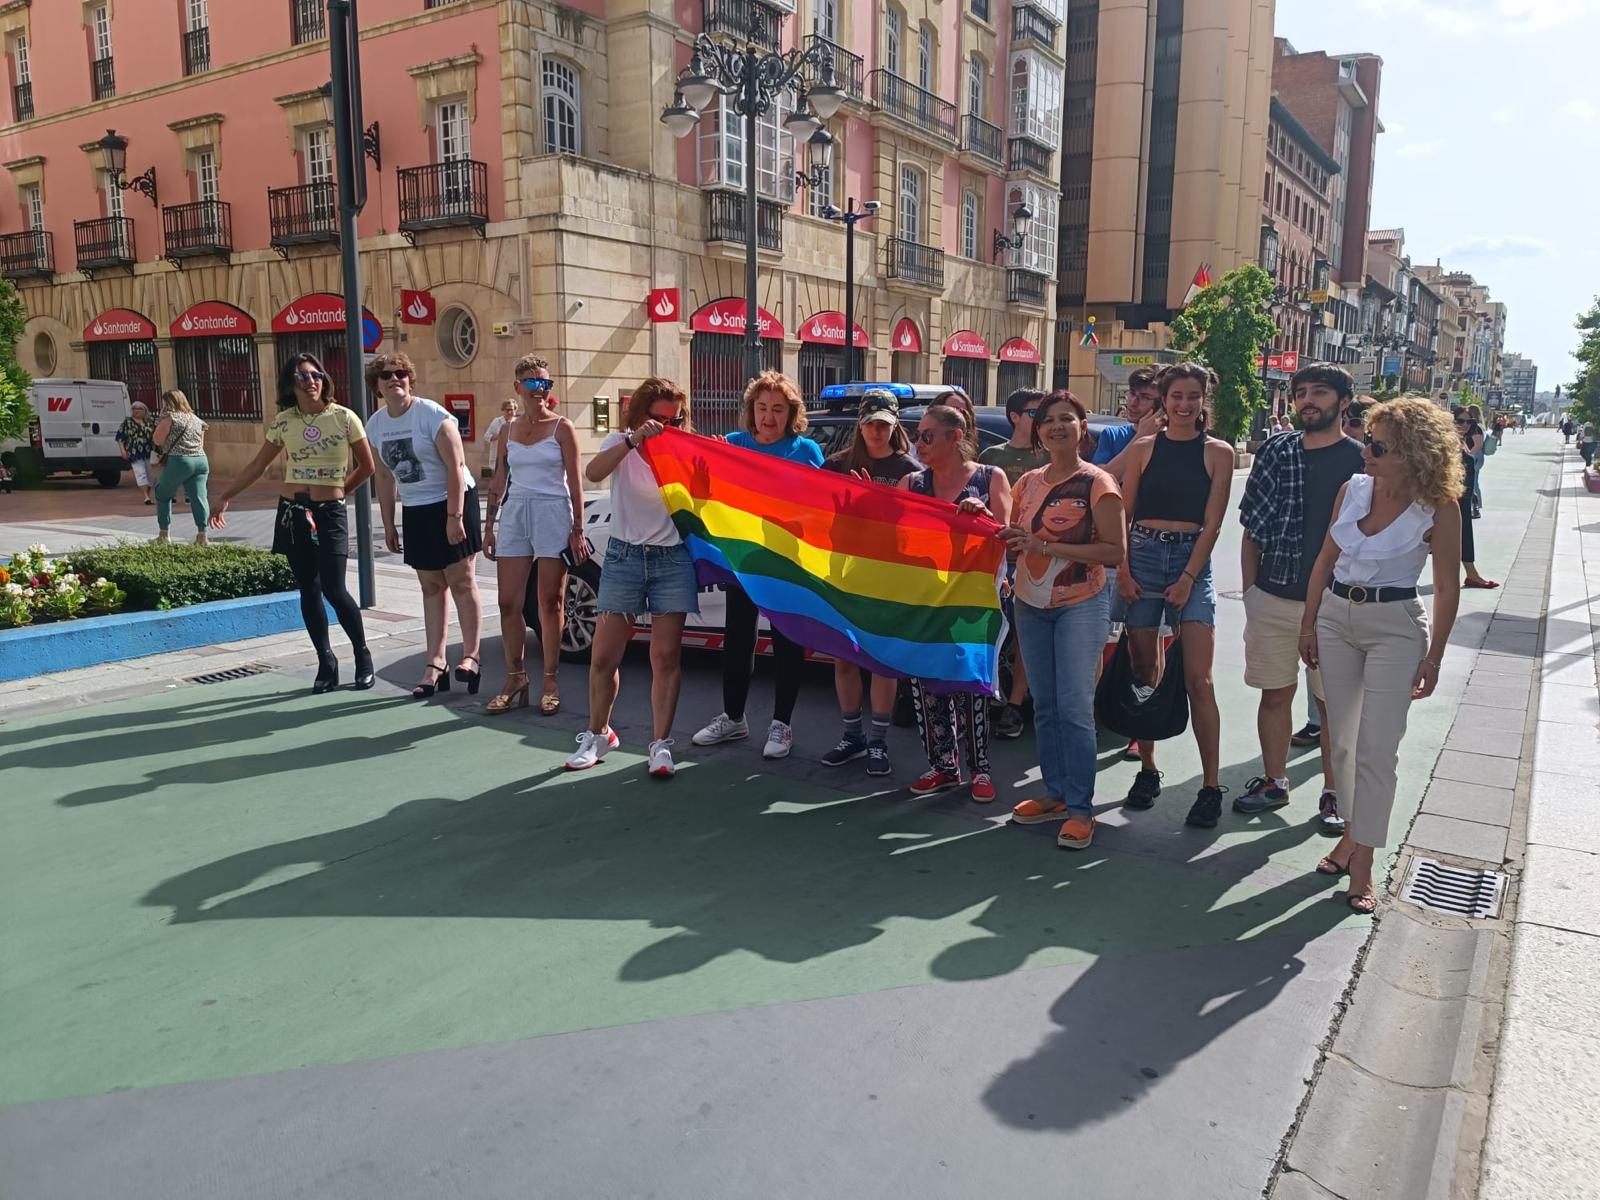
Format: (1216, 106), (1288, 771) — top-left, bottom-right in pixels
(84, 309), (156, 342)
(170, 301), (256, 338)
(690, 298), (784, 340)
(271, 293), (376, 334)
(799, 311), (868, 348)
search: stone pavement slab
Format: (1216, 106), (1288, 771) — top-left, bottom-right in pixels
(1525, 771), (1600, 855)
(1431, 749), (1519, 790)
(1407, 812), (1509, 864)
(1419, 779), (1514, 827)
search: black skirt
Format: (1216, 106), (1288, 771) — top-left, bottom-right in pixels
(272, 495), (350, 565)
(401, 486), (483, 571)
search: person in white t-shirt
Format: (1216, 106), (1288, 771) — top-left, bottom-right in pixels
(482, 398), (518, 465)
(565, 378), (699, 779)
(364, 352), (484, 699)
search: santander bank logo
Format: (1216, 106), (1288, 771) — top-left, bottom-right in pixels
(407, 294), (431, 321)
(653, 294), (675, 318)
(899, 328), (913, 348)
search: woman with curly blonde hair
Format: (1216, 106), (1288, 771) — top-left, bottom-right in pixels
(1297, 397), (1463, 914)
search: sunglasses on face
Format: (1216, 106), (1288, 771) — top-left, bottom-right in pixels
(378, 369), (411, 382)
(520, 378), (553, 391)
(651, 412), (685, 427)
(1364, 432), (1389, 458)
(294, 371), (325, 384)
(916, 428), (954, 445)
(1020, 408), (1040, 419)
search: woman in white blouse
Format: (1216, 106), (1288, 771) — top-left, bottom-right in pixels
(1299, 397), (1463, 915)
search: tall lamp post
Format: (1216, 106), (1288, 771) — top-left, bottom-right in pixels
(662, 35), (845, 383)
(796, 129), (879, 383)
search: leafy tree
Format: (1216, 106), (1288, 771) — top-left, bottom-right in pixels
(1566, 296), (1600, 428)
(1167, 264), (1280, 444)
(0, 279), (31, 444)
(1371, 375), (1400, 401)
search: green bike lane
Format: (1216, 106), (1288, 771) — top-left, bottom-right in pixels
(0, 434), (1556, 1198)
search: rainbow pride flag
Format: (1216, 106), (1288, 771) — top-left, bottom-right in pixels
(640, 430), (1006, 694)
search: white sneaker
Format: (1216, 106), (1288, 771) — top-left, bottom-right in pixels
(648, 739), (676, 779)
(763, 720), (794, 760)
(692, 713), (749, 746)
(565, 727), (618, 771)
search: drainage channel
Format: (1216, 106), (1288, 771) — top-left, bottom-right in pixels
(1401, 857), (1508, 921)
(184, 663), (276, 686)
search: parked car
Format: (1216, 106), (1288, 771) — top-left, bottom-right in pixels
(0, 379), (131, 487)
(526, 383), (1132, 662)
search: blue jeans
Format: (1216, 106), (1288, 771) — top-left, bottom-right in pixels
(1471, 450), (1484, 507)
(1015, 589), (1110, 817)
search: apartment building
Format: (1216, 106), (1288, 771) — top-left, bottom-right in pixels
(1413, 265), (1509, 398)
(1, 0), (1060, 477)
(1052, 0), (1274, 409)
(1259, 96), (1336, 365)
(1501, 352), (1537, 410)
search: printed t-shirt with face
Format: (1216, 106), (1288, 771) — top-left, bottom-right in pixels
(980, 441), (1048, 480)
(599, 430), (679, 547)
(822, 450), (919, 487)
(364, 396), (474, 507)
(268, 405), (367, 486)
(1011, 464), (1120, 609)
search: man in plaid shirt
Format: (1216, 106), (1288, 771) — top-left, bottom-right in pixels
(1236, 363), (1365, 832)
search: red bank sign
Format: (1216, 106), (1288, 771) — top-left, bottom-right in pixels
(891, 317), (923, 354)
(943, 330), (991, 359)
(998, 337), (1041, 364)
(1255, 351), (1301, 373)
(647, 288), (680, 323)
(689, 298), (784, 340)
(798, 311), (869, 348)
(400, 289), (437, 325)
(170, 301), (257, 338)
(83, 309), (157, 342)
(271, 293), (377, 334)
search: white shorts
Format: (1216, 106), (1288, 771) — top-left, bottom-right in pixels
(497, 492), (574, 559)
(131, 458), (151, 487)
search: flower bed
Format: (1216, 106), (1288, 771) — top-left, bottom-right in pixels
(1, 546), (126, 629)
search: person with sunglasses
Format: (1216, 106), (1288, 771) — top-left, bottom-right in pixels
(1299, 398), (1463, 914)
(364, 352), (484, 699)
(1451, 406), (1499, 590)
(897, 403), (1012, 802)
(211, 353), (376, 692)
(567, 378), (697, 778)
(1461, 405), (1486, 517)
(693, 371), (824, 761)
(484, 353), (588, 714)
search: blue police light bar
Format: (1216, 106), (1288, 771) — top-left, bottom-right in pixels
(819, 382), (915, 401)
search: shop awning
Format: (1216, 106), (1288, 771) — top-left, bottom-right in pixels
(84, 309), (156, 342)
(998, 337), (1040, 364)
(891, 317), (923, 354)
(798, 311), (868, 348)
(942, 330), (990, 359)
(170, 301), (256, 338)
(272, 292), (378, 334)
(690, 298), (784, 340)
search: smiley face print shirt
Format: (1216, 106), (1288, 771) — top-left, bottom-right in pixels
(267, 405), (368, 486)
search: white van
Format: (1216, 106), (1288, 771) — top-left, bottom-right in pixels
(0, 379), (131, 487)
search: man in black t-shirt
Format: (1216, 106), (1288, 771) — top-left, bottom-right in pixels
(1231, 363), (1365, 834)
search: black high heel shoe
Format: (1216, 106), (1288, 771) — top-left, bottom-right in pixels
(352, 648), (376, 691)
(412, 660), (450, 699)
(454, 655), (482, 695)
(313, 658), (339, 694)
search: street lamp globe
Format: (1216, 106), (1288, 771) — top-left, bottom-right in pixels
(806, 128), (834, 174)
(679, 59), (721, 113)
(97, 129), (129, 176)
(661, 95), (701, 140)
(808, 80), (846, 121)
(1010, 201), (1033, 241)
(783, 101), (822, 143)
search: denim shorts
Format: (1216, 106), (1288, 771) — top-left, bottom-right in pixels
(1123, 525), (1217, 628)
(595, 538), (700, 616)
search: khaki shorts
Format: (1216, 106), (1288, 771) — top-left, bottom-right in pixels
(1242, 585), (1324, 700)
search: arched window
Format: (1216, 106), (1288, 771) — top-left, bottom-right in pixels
(967, 53), (986, 119)
(884, 6), (903, 76)
(899, 163), (924, 244)
(918, 25), (935, 92)
(541, 58), (581, 156)
(961, 188), (979, 259)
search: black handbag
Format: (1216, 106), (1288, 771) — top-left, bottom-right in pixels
(1094, 631), (1190, 742)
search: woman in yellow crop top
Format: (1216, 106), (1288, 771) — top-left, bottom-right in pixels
(211, 353), (378, 691)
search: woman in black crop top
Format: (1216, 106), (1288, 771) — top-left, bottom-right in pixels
(1115, 363), (1237, 826)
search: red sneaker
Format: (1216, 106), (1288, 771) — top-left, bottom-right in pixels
(970, 773), (997, 803)
(909, 768), (961, 796)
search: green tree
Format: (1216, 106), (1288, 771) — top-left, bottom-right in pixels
(0, 278), (32, 444)
(1167, 264), (1280, 444)
(1371, 375), (1400, 401)
(1565, 296), (1600, 428)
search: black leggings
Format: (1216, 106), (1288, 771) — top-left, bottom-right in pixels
(275, 497), (367, 662)
(723, 584), (805, 724)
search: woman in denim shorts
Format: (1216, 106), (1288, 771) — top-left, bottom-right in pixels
(565, 378), (699, 780)
(1116, 363), (1237, 828)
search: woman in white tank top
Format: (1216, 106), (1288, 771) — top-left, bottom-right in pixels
(484, 355), (589, 715)
(1298, 398), (1464, 916)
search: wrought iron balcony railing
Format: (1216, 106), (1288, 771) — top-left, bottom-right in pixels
(268, 182), (339, 249)
(1007, 268), (1048, 307)
(182, 26), (211, 75)
(0, 230), (54, 279)
(291, 0), (325, 43)
(885, 236), (945, 289)
(706, 189), (784, 253)
(74, 216), (135, 273)
(961, 114), (1004, 168)
(12, 81), (32, 122)
(806, 35), (864, 101)
(870, 70), (957, 142)
(91, 55), (115, 100)
(397, 160), (489, 241)
(1011, 4), (1059, 53)
(704, 0), (783, 52)
(163, 200), (233, 262)
(1008, 136), (1053, 176)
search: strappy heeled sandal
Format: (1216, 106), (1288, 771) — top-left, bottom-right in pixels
(413, 660), (450, 699)
(539, 671), (561, 715)
(486, 671), (530, 715)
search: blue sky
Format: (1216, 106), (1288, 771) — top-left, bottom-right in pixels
(1275, 0), (1600, 389)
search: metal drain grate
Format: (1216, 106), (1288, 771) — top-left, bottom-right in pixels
(185, 663), (275, 686)
(1401, 857), (1507, 919)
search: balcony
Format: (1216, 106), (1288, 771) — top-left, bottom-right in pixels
(704, 0), (782, 53)
(397, 159), (488, 242)
(1007, 268), (1048, 307)
(1008, 136), (1053, 177)
(12, 81), (32, 122)
(182, 26), (211, 76)
(91, 55), (115, 100)
(961, 114), (1004, 169)
(706, 189), (783, 253)
(290, 0), (325, 43)
(885, 236), (944, 290)
(1011, 4), (1060, 53)
(74, 216), (136, 274)
(163, 200), (233, 264)
(807, 35), (864, 102)
(269, 182), (339, 251)
(869, 70), (957, 143)
(0, 230), (54, 280)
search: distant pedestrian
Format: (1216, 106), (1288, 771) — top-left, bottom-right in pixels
(116, 400), (156, 504)
(1561, 417), (1573, 444)
(151, 390), (211, 547)
(482, 398), (518, 462)
(364, 352), (485, 700)
(1464, 405), (1486, 516)
(1454, 408), (1499, 590)
(1579, 423), (1596, 468)
(1300, 397), (1463, 914)
(211, 354), (376, 693)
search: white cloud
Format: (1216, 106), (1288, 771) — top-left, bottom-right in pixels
(1359, 0), (1595, 36)
(1446, 235), (1551, 259)
(1562, 99), (1598, 125)
(1490, 108), (1517, 128)
(1394, 140), (1444, 158)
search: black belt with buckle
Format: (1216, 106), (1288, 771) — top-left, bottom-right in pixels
(1331, 581), (1418, 603)
(1131, 522), (1202, 543)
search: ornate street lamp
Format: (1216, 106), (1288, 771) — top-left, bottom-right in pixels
(662, 35), (844, 381)
(795, 128), (834, 192)
(97, 129), (158, 207)
(317, 82), (382, 168)
(795, 131), (874, 384)
(1259, 220), (1281, 277)
(992, 199), (1033, 260)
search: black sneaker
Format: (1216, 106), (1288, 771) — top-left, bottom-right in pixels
(1290, 723), (1322, 747)
(994, 703), (1026, 740)
(1185, 785), (1228, 828)
(821, 735), (869, 767)
(866, 743), (892, 777)
(1123, 769), (1163, 811)
(1233, 776), (1291, 814)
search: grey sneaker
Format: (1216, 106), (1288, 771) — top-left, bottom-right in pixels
(866, 743), (892, 777)
(762, 720), (794, 760)
(1233, 776), (1291, 814)
(692, 713), (749, 746)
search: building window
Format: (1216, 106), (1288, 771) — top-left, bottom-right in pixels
(941, 356), (988, 407)
(917, 25), (934, 92)
(961, 188), (979, 259)
(899, 163), (924, 244)
(814, 0), (837, 42)
(970, 0), (990, 23)
(884, 6), (902, 76)
(33, 331), (57, 375)
(303, 126), (333, 184)
(291, 0), (325, 44)
(21, 183), (43, 230)
(435, 99), (471, 162)
(175, 335), (262, 421)
(967, 54), (985, 119)
(438, 305), (479, 368)
(1009, 50), (1063, 148)
(91, 4), (112, 58)
(698, 91), (796, 202)
(87, 339), (160, 409)
(1007, 183), (1057, 275)
(541, 58), (581, 155)
(193, 148), (219, 203)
